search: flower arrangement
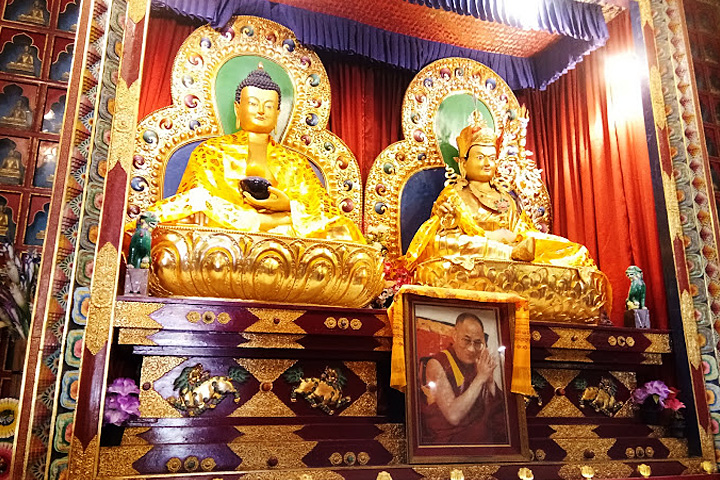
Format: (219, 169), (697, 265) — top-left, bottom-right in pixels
(104, 378), (141, 426)
(632, 380), (685, 410)
(0, 242), (40, 340)
(632, 380), (685, 431)
(371, 257), (412, 308)
(363, 224), (415, 308)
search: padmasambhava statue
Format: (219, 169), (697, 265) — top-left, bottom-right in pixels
(141, 67), (363, 243)
(405, 117), (610, 323)
(406, 119), (596, 269)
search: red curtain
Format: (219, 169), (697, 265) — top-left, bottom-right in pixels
(321, 54), (414, 179)
(517, 11), (668, 328)
(138, 15), (198, 120)
(138, 11), (667, 327)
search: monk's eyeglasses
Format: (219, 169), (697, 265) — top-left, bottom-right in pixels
(459, 337), (486, 349)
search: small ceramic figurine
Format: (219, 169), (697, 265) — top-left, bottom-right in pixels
(125, 212), (158, 295)
(128, 212), (159, 269)
(625, 265), (646, 310)
(624, 265), (650, 328)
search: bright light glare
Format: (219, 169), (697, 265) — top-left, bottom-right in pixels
(504, 0), (543, 29)
(498, 345), (506, 354)
(427, 381), (436, 389)
(605, 53), (645, 122)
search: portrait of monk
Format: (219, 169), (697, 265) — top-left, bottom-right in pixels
(419, 312), (509, 445)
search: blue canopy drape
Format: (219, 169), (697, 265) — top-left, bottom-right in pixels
(152, 0), (609, 90)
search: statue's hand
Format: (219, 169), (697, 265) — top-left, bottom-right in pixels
(485, 228), (518, 244)
(435, 200), (457, 230)
(258, 211), (292, 231)
(243, 186), (291, 212)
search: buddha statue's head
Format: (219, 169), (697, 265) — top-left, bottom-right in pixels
(234, 65), (282, 133)
(456, 119), (499, 183)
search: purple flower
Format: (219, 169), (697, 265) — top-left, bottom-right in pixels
(117, 395), (140, 417)
(108, 377), (140, 396)
(632, 380), (672, 407)
(104, 408), (129, 426)
(105, 393), (119, 410)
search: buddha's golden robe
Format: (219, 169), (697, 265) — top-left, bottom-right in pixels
(138, 131), (364, 242)
(405, 184), (596, 269)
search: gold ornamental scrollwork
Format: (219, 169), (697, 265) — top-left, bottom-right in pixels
(638, 0), (653, 29)
(166, 457), (182, 472)
(86, 243), (120, 355)
(109, 79), (141, 173)
(246, 308), (307, 334)
(68, 435), (99, 479)
(114, 301), (164, 328)
(231, 359), (297, 417)
(139, 356), (187, 418)
(643, 332), (670, 353)
(151, 227), (384, 307)
(416, 258), (608, 323)
(118, 328), (160, 345)
(127, 0), (149, 24)
(98, 445), (153, 476)
(228, 442), (316, 470)
(680, 290), (701, 369)
(649, 66), (667, 132)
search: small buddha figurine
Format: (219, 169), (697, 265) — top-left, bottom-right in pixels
(0, 207), (9, 237)
(7, 46), (36, 75)
(138, 65), (363, 242)
(18, 0), (47, 25)
(405, 119), (598, 270)
(0, 148), (22, 182)
(0, 100), (30, 128)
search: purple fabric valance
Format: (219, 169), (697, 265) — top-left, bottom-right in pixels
(404, 0), (609, 42)
(152, 0), (609, 90)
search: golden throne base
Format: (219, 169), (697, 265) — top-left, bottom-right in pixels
(149, 225), (385, 308)
(414, 255), (610, 323)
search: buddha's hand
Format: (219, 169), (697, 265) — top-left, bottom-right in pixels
(475, 346), (497, 385)
(243, 186), (291, 212)
(485, 228), (518, 244)
(258, 211), (292, 231)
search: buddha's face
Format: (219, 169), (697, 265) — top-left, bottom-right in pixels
(464, 144), (497, 183)
(234, 86), (280, 134)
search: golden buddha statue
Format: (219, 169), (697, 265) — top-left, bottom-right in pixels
(7, 46), (36, 75)
(0, 148), (22, 182)
(135, 61), (382, 306)
(405, 119), (610, 323)
(0, 100), (30, 128)
(0, 207), (9, 237)
(141, 66), (363, 243)
(18, 0), (47, 25)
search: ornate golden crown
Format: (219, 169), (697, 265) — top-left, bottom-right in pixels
(456, 113), (496, 158)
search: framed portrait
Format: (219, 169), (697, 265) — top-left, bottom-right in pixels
(403, 292), (529, 463)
